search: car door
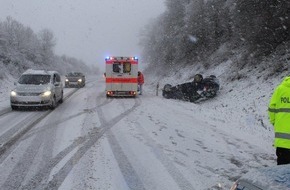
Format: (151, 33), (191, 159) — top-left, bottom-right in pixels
(54, 73), (62, 101)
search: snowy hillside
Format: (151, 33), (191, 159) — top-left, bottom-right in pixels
(146, 60), (278, 150)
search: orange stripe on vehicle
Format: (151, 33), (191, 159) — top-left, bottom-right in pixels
(106, 78), (138, 83)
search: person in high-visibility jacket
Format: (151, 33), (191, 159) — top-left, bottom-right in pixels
(268, 76), (290, 165)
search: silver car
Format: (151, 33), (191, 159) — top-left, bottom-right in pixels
(10, 69), (64, 110)
(65, 72), (85, 88)
(230, 164), (290, 190)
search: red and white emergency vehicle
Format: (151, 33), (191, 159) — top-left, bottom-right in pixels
(105, 56), (138, 97)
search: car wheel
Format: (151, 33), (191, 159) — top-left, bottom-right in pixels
(163, 84), (172, 92)
(11, 105), (18, 110)
(50, 96), (57, 110)
(59, 92), (63, 104)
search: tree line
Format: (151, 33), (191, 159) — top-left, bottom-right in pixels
(0, 16), (95, 78)
(140, 0), (290, 76)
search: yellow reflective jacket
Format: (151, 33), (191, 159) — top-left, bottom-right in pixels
(268, 76), (290, 149)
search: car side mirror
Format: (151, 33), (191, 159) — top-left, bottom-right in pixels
(14, 81), (17, 85)
(54, 82), (60, 86)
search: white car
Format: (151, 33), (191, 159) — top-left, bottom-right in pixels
(10, 69), (64, 110)
(230, 164), (290, 190)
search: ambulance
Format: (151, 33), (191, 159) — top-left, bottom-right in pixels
(105, 56), (138, 97)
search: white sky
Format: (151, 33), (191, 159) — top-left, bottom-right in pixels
(0, 0), (165, 70)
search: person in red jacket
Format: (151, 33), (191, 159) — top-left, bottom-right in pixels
(137, 71), (144, 95)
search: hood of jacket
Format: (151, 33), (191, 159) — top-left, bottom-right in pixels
(281, 76), (290, 88)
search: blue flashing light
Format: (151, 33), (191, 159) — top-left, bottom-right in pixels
(105, 56), (110, 60)
(134, 56), (138, 60)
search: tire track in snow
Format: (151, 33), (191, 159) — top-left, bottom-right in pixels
(21, 95), (141, 189)
(1, 127), (48, 190)
(0, 88), (79, 160)
(18, 91), (113, 142)
(0, 111), (48, 162)
(0, 85), (100, 189)
(96, 97), (146, 190)
(0, 88), (83, 189)
(0, 107), (12, 117)
(133, 121), (195, 190)
(106, 130), (146, 190)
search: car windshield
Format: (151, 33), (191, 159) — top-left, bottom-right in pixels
(18, 74), (51, 85)
(67, 72), (83, 77)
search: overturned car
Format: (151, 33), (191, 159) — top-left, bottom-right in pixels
(162, 75), (220, 103)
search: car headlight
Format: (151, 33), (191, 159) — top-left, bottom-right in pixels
(11, 91), (17, 96)
(42, 90), (52, 97)
(65, 79), (69, 82)
(78, 79), (82, 82)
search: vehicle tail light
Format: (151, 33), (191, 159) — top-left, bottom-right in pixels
(107, 91), (113, 95)
(129, 91), (136, 95)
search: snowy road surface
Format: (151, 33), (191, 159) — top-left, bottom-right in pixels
(0, 76), (275, 190)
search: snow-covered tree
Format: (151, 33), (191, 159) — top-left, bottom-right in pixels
(0, 17), (95, 77)
(38, 29), (56, 66)
(141, 0), (290, 75)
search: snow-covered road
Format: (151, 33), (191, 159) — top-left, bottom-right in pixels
(0, 76), (276, 190)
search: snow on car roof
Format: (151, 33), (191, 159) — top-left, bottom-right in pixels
(22, 69), (57, 75)
(67, 71), (83, 74)
(47, 71), (59, 75)
(66, 72), (84, 76)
